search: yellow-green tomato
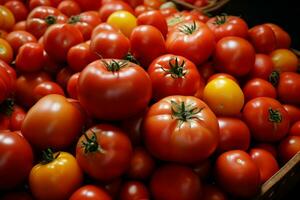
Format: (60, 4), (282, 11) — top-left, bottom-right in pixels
(203, 77), (244, 116)
(107, 11), (137, 38)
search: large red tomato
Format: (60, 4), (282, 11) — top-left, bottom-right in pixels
(57, 0), (81, 17)
(277, 72), (300, 105)
(248, 24), (276, 53)
(265, 23), (291, 49)
(249, 54), (274, 80)
(70, 185), (112, 200)
(283, 104), (300, 125)
(5, 30), (37, 54)
(78, 59), (152, 120)
(143, 95), (219, 163)
(243, 78), (277, 102)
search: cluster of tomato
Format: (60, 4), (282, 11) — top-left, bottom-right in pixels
(1, 0), (300, 199)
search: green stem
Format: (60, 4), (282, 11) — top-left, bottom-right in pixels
(179, 21), (197, 35)
(41, 148), (59, 164)
(268, 108), (282, 123)
(102, 60), (128, 72)
(171, 100), (203, 122)
(81, 130), (104, 154)
(161, 57), (186, 78)
(45, 15), (57, 25)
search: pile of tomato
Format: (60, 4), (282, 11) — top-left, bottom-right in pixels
(1, 0), (300, 199)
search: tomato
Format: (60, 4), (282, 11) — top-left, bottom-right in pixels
(214, 36), (255, 76)
(0, 38), (13, 64)
(160, 7), (178, 18)
(13, 20), (27, 31)
(57, 0), (81, 17)
(78, 59), (152, 120)
(119, 181), (149, 200)
(283, 104), (300, 125)
(29, 150), (83, 200)
(166, 20), (215, 65)
(99, 1), (134, 22)
(203, 77), (244, 116)
(202, 185), (228, 200)
(124, 0), (143, 8)
(143, 95), (219, 163)
(102, 178), (122, 199)
(90, 30), (130, 59)
(33, 81), (65, 101)
(243, 78), (277, 102)
(91, 23), (118, 39)
(9, 105), (26, 131)
(207, 73), (238, 83)
(5, 30), (37, 54)
(4, 1), (27, 23)
(144, 0), (165, 9)
(0, 131), (33, 190)
(215, 150), (260, 198)
(70, 186), (112, 200)
(1, 100), (27, 131)
(270, 49), (298, 73)
(0, 5), (15, 31)
(68, 11), (101, 40)
(28, 0), (52, 10)
(137, 10), (168, 38)
(248, 24), (276, 53)
(15, 42), (44, 72)
(1, 192), (34, 200)
(67, 72), (80, 99)
(150, 165), (202, 200)
(56, 67), (74, 90)
(249, 54), (274, 80)
(277, 72), (300, 105)
(134, 5), (153, 16)
(0, 30), (8, 39)
(73, 0), (102, 11)
(76, 124), (132, 181)
(249, 148), (279, 184)
(278, 136), (300, 163)
(22, 94), (85, 149)
(265, 23), (291, 49)
(243, 97), (290, 142)
(148, 54), (202, 100)
(0, 60), (15, 101)
(44, 23), (84, 63)
(107, 11), (137, 38)
(217, 117), (250, 153)
(289, 121), (300, 136)
(130, 25), (166, 67)
(166, 12), (199, 29)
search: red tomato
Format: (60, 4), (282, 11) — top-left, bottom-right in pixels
(9, 105), (26, 131)
(1, 100), (26, 131)
(67, 72), (80, 99)
(254, 143), (278, 158)
(150, 165), (202, 200)
(76, 124), (133, 181)
(70, 185), (112, 200)
(160, 7), (178, 18)
(21, 94), (85, 150)
(57, 0), (81, 17)
(78, 59), (152, 120)
(134, 5), (153, 16)
(148, 54), (203, 100)
(289, 121), (300, 136)
(44, 23), (84, 63)
(283, 104), (300, 125)
(249, 148), (279, 184)
(5, 30), (37, 54)
(33, 81), (65, 100)
(206, 15), (248, 41)
(13, 20), (27, 31)
(29, 0), (52, 10)
(249, 54), (274, 80)
(215, 150), (260, 198)
(248, 24), (276, 53)
(243, 78), (277, 102)
(213, 36), (255, 76)
(143, 95), (219, 163)
(243, 97), (290, 142)
(73, 0), (102, 11)
(99, 1), (134, 22)
(202, 185), (228, 200)
(119, 181), (149, 200)
(4, 1), (28, 22)
(0, 114), (10, 130)
(103, 178), (122, 199)
(0, 59), (15, 97)
(278, 136), (300, 163)
(277, 72), (300, 105)
(265, 23), (291, 49)
(217, 117), (251, 153)
(91, 23), (118, 39)
(56, 67), (74, 90)
(0, 131), (33, 190)
(166, 20), (215, 65)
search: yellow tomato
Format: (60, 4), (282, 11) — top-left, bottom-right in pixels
(107, 10), (137, 38)
(0, 38), (13, 64)
(270, 49), (298, 72)
(0, 6), (15, 31)
(203, 77), (244, 116)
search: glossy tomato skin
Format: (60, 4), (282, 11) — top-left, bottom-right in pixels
(67, 72), (80, 99)
(150, 165), (202, 200)
(214, 36), (255, 76)
(289, 121), (300, 136)
(215, 150), (261, 198)
(21, 94), (85, 150)
(57, 0), (81, 17)
(29, 151), (83, 200)
(270, 49), (298, 73)
(0, 38), (13, 64)
(278, 136), (300, 163)
(70, 185), (112, 200)
(9, 104), (27, 131)
(76, 124), (133, 181)
(277, 72), (300, 105)
(254, 143), (278, 158)
(73, 0), (102, 11)
(166, 20), (215, 65)
(119, 181), (149, 200)
(0, 131), (33, 190)
(78, 59), (152, 120)
(243, 97), (290, 142)
(248, 24), (276, 53)
(99, 1), (134, 22)
(5, 30), (37, 54)
(283, 104), (300, 125)
(265, 23), (291, 49)
(148, 54), (202, 100)
(243, 78), (277, 102)
(0, 5), (15, 31)
(107, 11), (137, 38)
(91, 23), (118, 39)
(4, 1), (28, 22)
(202, 185), (228, 200)
(143, 95), (219, 163)
(249, 54), (274, 80)
(33, 81), (65, 100)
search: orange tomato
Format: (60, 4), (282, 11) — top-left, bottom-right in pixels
(0, 5), (15, 31)
(270, 49), (298, 72)
(0, 38), (13, 63)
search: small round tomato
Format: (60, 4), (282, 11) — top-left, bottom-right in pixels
(150, 165), (202, 200)
(67, 72), (80, 99)
(4, 1), (28, 22)
(283, 104), (300, 125)
(144, 0), (165, 9)
(0, 38), (13, 64)
(243, 78), (277, 102)
(243, 97), (290, 142)
(207, 73), (237, 83)
(99, 1), (134, 22)
(254, 143), (278, 158)
(91, 23), (118, 39)
(70, 185), (112, 200)
(107, 11), (137, 38)
(29, 150), (83, 200)
(0, 5), (15, 31)
(277, 72), (300, 105)
(203, 77), (244, 116)
(5, 30), (37, 54)
(57, 0), (81, 17)
(120, 181), (149, 200)
(289, 121), (300, 136)
(278, 136), (300, 163)
(249, 54), (274, 80)
(265, 23), (291, 49)
(73, 0), (102, 11)
(160, 7), (178, 18)
(202, 185), (228, 200)
(33, 81), (65, 100)
(0, 131), (33, 190)
(28, 0), (52, 10)
(270, 49), (298, 73)
(9, 105), (26, 131)
(248, 24), (276, 53)
(56, 67), (74, 90)
(215, 150), (260, 198)
(249, 148), (279, 184)
(13, 20), (27, 31)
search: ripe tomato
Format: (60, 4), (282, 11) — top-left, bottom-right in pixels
(249, 148), (279, 184)
(243, 97), (290, 142)
(56, 67), (74, 90)
(248, 24), (276, 53)
(0, 5), (15, 31)
(33, 81), (65, 100)
(203, 77), (244, 116)
(214, 36), (255, 76)
(243, 78), (277, 102)
(67, 72), (80, 99)
(107, 11), (137, 38)
(0, 131), (33, 190)
(9, 104), (26, 131)
(4, 1), (28, 22)
(265, 23), (291, 49)
(254, 143), (278, 158)
(160, 7), (178, 18)
(206, 15), (248, 41)
(270, 49), (298, 72)
(150, 165), (202, 200)
(148, 54), (202, 100)
(21, 94), (85, 150)
(278, 136), (300, 163)
(166, 20), (215, 65)
(144, 0), (165, 9)
(215, 150), (260, 198)
(28, 0), (52, 10)
(99, 1), (134, 22)
(57, 0), (81, 17)
(202, 185), (228, 200)
(277, 72), (300, 105)
(5, 30), (37, 54)
(0, 38), (13, 64)
(289, 121), (300, 136)
(13, 20), (27, 31)
(29, 150), (83, 200)
(73, 0), (102, 11)
(198, 61), (215, 81)
(76, 124), (133, 181)
(119, 181), (149, 200)
(1, 100), (27, 131)
(143, 95), (219, 163)
(217, 117), (251, 153)
(249, 54), (274, 80)
(78, 59), (152, 120)
(70, 185), (112, 200)
(91, 23), (118, 39)
(283, 104), (300, 125)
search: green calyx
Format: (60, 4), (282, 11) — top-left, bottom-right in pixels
(45, 15), (57, 25)
(162, 57), (187, 78)
(213, 14), (228, 25)
(179, 21), (197, 35)
(68, 15), (81, 24)
(124, 52), (140, 65)
(102, 60), (128, 72)
(41, 148), (60, 164)
(268, 108), (282, 124)
(269, 71), (280, 86)
(81, 131), (104, 154)
(171, 100), (203, 122)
